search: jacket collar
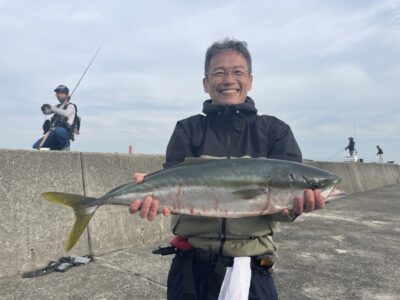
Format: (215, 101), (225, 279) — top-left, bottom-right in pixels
(202, 97), (258, 117)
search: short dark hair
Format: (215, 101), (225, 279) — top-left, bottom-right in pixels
(204, 38), (252, 75)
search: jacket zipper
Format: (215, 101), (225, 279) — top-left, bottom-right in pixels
(218, 218), (227, 255)
(219, 112), (231, 255)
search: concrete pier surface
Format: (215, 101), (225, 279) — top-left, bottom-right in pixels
(1, 184), (399, 300)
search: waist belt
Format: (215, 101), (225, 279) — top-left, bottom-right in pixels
(188, 248), (275, 270)
(153, 245), (275, 269)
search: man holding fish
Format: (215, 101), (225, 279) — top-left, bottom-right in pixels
(129, 39), (325, 299)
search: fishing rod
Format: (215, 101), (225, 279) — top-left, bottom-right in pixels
(327, 148), (345, 161)
(37, 44), (102, 149)
(69, 44), (102, 98)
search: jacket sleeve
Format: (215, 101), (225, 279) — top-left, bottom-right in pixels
(163, 121), (194, 169)
(50, 104), (75, 119)
(267, 119), (302, 163)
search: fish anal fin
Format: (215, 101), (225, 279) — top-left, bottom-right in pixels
(232, 188), (268, 199)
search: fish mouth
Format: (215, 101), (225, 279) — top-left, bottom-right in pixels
(333, 175), (342, 184)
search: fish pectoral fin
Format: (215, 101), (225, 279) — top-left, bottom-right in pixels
(232, 188), (268, 199)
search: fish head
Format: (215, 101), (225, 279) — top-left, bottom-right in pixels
(289, 165), (344, 200)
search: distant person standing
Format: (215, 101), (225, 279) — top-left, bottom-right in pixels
(32, 85), (78, 150)
(376, 145), (383, 163)
(345, 137), (355, 156)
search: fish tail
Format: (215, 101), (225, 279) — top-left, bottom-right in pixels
(42, 192), (98, 252)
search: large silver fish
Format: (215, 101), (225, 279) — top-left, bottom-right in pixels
(42, 158), (343, 251)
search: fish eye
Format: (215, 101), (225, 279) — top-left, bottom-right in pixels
(310, 181), (321, 189)
(302, 175), (321, 189)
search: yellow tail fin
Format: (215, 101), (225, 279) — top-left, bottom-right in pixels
(42, 192), (98, 252)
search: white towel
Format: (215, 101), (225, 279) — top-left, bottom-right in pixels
(218, 257), (251, 300)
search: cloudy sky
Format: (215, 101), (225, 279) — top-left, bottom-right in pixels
(1, 0), (399, 162)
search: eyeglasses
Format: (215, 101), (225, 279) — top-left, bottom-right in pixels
(205, 69), (251, 79)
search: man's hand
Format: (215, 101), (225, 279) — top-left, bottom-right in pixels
(129, 173), (171, 221)
(41, 104), (51, 113)
(282, 189), (325, 217)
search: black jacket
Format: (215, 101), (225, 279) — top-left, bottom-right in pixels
(165, 97), (302, 167)
(163, 97), (303, 256)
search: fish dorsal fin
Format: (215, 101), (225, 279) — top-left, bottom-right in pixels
(146, 157), (220, 176)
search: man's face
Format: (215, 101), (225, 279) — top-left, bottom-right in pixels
(56, 92), (68, 102)
(203, 50), (253, 105)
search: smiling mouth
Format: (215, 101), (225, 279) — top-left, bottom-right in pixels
(220, 88), (240, 95)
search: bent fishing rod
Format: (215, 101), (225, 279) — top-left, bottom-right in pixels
(37, 44), (102, 149)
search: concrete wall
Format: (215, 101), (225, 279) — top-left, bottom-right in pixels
(80, 152), (169, 255)
(308, 161), (400, 194)
(0, 149), (399, 277)
(0, 149), (168, 278)
(0, 150), (88, 278)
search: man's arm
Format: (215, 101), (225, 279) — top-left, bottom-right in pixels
(50, 104), (75, 119)
(164, 121), (195, 168)
(267, 121), (302, 162)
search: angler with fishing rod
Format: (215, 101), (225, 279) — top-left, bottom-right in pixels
(32, 45), (102, 150)
(32, 85), (78, 150)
